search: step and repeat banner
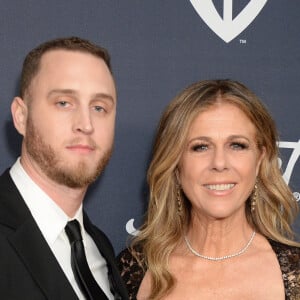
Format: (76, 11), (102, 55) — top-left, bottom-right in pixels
(0, 1), (299, 253)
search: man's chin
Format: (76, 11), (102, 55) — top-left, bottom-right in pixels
(48, 169), (98, 189)
(50, 158), (109, 188)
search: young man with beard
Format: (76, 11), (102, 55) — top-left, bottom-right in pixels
(0, 37), (128, 300)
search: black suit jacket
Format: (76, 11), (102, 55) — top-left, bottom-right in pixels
(0, 169), (128, 300)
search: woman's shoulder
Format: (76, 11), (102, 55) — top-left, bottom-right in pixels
(269, 239), (300, 258)
(269, 239), (300, 299)
(117, 245), (146, 300)
(117, 245), (144, 263)
(269, 239), (300, 272)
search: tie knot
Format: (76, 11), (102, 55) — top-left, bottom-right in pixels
(65, 219), (82, 244)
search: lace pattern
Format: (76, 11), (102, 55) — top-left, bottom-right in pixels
(117, 240), (300, 300)
(269, 240), (300, 300)
(117, 247), (145, 300)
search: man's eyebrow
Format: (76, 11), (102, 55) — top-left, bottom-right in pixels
(93, 93), (115, 104)
(47, 89), (115, 103)
(47, 89), (77, 98)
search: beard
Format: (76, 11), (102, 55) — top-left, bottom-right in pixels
(24, 117), (113, 188)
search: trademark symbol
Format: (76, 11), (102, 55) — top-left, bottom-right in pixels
(239, 39), (247, 44)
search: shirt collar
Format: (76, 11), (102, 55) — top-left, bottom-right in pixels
(10, 158), (85, 245)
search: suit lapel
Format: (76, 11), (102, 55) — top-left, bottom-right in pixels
(0, 170), (128, 299)
(84, 213), (128, 300)
(0, 170), (78, 300)
(8, 218), (78, 299)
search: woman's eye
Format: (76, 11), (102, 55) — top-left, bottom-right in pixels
(191, 144), (208, 152)
(231, 142), (248, 150)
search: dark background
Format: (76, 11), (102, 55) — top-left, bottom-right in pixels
(0, 1), (299, 253)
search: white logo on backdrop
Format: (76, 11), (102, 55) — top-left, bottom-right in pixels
(278, 140), (300, 202)
(126, 140), (300, 235)
(189, 0), (268, 43)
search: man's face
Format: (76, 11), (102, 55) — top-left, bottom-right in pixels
(21, 50), (116, 188)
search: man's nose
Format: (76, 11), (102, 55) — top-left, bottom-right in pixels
(72, 108), (94, 134)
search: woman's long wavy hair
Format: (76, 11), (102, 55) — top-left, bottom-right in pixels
(132, 79), (299, 299)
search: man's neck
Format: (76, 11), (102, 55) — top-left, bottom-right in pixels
(20, 155), (87, 218)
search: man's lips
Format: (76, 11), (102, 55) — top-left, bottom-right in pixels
(66, 144), (95, 153)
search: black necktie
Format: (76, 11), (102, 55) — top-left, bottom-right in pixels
(65, 219), (109, 300)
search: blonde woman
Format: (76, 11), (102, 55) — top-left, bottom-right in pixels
(118, 80), (300, 300)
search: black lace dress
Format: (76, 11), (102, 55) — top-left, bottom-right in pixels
(117, 240), (300, 300)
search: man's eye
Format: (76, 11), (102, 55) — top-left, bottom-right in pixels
(191, 144), (208, 152)
(94, 106), (105, 112)
(57, 101), (69, 107)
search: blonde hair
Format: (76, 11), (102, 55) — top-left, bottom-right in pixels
(132, 79), (299, 299)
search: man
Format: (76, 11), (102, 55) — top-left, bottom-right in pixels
(0, 37), (128, 299)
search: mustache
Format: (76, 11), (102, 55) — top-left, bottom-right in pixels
(66, 138), (98, 150)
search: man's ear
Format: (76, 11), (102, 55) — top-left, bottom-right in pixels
(11, 97), (28, 136)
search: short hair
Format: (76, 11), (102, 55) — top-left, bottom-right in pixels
(133, 79), (299, 299)
(20, 36), (112, 98)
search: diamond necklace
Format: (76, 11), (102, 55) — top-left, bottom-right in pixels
(184, 231), (256, 261)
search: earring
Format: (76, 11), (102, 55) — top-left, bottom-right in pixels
(251, 181), (258, 212)
(177, 185), (182, 214)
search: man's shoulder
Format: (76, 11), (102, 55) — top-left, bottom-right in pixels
(0, 168), (31, 230)
(0, 168), (12, 186)
(0, 168), (20, 198)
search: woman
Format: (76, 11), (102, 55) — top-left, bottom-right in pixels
(118, 80), (300, 299)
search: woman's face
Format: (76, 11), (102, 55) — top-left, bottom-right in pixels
(178, 102), (264, 221)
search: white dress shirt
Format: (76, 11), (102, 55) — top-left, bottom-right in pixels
(10, 158), (114, 300)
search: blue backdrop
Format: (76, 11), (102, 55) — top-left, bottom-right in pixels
(0, 1), (299, 253)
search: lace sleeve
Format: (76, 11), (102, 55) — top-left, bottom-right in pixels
(270, 240), (300, 300)
(117, 247), (146, 300)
